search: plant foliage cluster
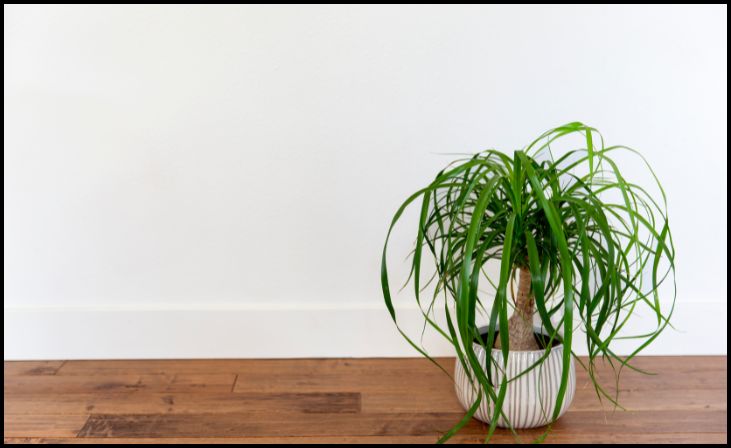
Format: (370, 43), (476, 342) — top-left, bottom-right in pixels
(381, 123), (676, 443)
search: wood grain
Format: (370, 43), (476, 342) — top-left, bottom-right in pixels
(72, 409), (727, 438)
(4, 392), (361, 415)
(3, 361), (65, 377)
(3, 415), (89, 438)
(4, 356), (727, 444)
(5, 374), (237, 394)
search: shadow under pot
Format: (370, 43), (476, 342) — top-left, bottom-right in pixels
(454, 325), (576, 428)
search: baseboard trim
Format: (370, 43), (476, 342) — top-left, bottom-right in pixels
(4, 301), (726, 359)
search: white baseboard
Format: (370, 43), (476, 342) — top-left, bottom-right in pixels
(3, 301), (726, 360)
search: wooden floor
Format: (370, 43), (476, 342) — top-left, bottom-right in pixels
(4, 356), (727, 444)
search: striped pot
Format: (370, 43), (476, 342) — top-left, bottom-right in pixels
(454, 328), (576, 428)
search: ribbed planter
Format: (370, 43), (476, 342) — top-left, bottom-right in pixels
(454, 326), (576, 428)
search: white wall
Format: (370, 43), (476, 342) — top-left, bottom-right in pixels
(4, 5), (727, 359)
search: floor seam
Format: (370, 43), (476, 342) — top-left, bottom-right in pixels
(230, 374), (239, 393)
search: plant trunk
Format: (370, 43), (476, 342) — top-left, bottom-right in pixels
(495, 267), (539, 351)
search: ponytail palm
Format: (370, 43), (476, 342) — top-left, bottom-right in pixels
(380, 122), (675, 443)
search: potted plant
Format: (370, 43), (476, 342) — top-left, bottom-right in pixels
(380, 123), (675, 443)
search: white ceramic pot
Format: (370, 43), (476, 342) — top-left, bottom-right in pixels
(454, 327), (576, 428)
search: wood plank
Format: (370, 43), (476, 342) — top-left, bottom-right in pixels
(75, 410), (727, 438)
(233, 370), (449, 394)
(574, 368), (727, 392)
(53, 356), (726, 374)
(4, 433), (729, 444)
(3, 415), (88, 438)
(3, 361), (65, 376)
(4, 374), (236, 395)
(75, 412), (485, 438)
(232, 357), (725, 394)
(52, 357), (727, 392)
(361, 387), (727, 413)
(55, 359), (376, 376)
(361, 390), (464, 413)
(569, 386), (727, 412)
(4, 392), (361, 415)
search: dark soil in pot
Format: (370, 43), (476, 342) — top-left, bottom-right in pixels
(473, 327), (563, 350)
